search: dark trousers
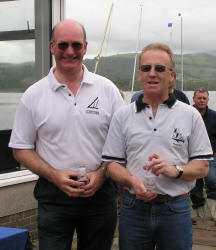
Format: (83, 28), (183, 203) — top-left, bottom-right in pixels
(206, 157), (216, 199)
(38, 200), (117, 250)
(35, 177), (118, 250)
(190, 158), (216, 208)
(190, 178), (205, 209)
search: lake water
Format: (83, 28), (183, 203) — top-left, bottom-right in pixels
(0, 93), (23, 130)
(1, 91), (216, 130)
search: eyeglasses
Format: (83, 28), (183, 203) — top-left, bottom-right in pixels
(140, 64), (173, 73)
(57, 42), (84, 51)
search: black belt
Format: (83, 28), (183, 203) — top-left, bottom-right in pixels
(126, 191), (188, 204)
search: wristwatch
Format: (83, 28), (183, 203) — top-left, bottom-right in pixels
(174, 165), (183, 179)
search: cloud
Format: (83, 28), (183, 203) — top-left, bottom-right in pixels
(0, 40), (35, 63)
(0, 0), (215, 63)
(0, 0), (34, 63)
(65, 0), (216, 57)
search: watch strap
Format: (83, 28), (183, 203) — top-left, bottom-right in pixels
(175, 165), (183, 179)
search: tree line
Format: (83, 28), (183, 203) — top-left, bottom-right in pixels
(1, 52), (216, 92)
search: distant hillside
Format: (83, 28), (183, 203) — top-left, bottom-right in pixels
(0, 62), (35, 92)
(207, 51), (216, 56)
(84, 52), (216, 91)
(1, 52), (216, 92)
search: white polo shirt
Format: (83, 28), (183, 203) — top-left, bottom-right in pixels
(102, 95), (213, 196)
(9, 65), (124, 172)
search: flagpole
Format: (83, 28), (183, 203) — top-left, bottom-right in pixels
(178, 13), (184, 91)
(168, 23), (173, 49)
(170, 27), (172, 49)
(131, 4), (143, 95)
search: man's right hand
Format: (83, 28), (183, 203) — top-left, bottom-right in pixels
(12, 149), (87, 197)
(51, 169), (86, 197)
(130, 176), (157, 201)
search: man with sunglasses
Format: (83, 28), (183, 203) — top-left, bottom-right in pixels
(102, 43), (213, 250)
(9, 19), (124, 250)
(131, 68), (190, 104)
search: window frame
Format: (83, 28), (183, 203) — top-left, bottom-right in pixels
(0, 0), (65, 185)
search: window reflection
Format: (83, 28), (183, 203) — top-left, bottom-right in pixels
(0, 40), (35, 130)
(0, 0), (34, 32)
(0, 0), (35, 132)
(0, 0), (35, 173)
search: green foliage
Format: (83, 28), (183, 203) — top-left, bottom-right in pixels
(1, 52), (216, 92)
(0, 62), (35, 92)
(84, 52), (216, 91)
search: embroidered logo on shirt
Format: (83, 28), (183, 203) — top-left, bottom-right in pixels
(172, 128), (185, 146)
(86, 97), (99, 115)
(87, 97), (99, 109)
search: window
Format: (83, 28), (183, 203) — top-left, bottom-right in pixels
(0, 0), (35, 175)
(0, 0), (54, 181)
(0, 0), (35, 130)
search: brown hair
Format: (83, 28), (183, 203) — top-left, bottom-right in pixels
(193, 87), (209, 97)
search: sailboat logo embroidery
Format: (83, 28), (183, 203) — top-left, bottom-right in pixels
(86, 97), (99, 115)
(87, 97), (99, 109)
(172, 128), (185, 146)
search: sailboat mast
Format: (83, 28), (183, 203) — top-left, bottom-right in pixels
(131, 4), (143, 95)
(94, 3), (114, 74)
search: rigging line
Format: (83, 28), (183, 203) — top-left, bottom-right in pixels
(131, 3), (143, 95)
(100, 10), (113, 75)
(94, 3), (114, 74)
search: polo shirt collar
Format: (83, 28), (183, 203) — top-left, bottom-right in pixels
(136, 93), (176, 112)
(48, 64), (94, 92)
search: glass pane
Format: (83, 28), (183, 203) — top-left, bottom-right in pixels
(0, 0), (35, 31)
(0, 0), (35, 130)
(0, 0), (35, 174)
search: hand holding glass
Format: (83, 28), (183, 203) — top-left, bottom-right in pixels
(143, 170), (156, 193)
(77, 167), (89, 187)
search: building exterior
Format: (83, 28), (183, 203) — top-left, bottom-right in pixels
(0, 0), (66, 241)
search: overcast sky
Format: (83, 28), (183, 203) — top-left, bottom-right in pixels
(0, 0), (215, 63)
(65, 0), (216, 58)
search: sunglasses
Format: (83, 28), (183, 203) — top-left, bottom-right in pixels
(140, 64), (173, 73)
(57, 42), (84, 51)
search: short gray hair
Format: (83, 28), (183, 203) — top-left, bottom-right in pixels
(139, 43), (175, 68)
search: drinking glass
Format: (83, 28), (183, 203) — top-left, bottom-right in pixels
(143, 170), (156, 193)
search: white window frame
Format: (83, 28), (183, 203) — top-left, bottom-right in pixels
(0, 170), (38, 187)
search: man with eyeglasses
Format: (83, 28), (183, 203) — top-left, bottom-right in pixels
(101, 43), (213, 250)
(9, 19), (124, 250)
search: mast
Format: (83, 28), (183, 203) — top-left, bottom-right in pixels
(168, 23), (173, 49)
(94, 3), (114, 74)
(131, 4), (143, 95)
(178, 13), (184, 91)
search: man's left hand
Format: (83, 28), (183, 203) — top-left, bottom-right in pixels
(144, 153), (179, 178)
(79, 167), (105, 197)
